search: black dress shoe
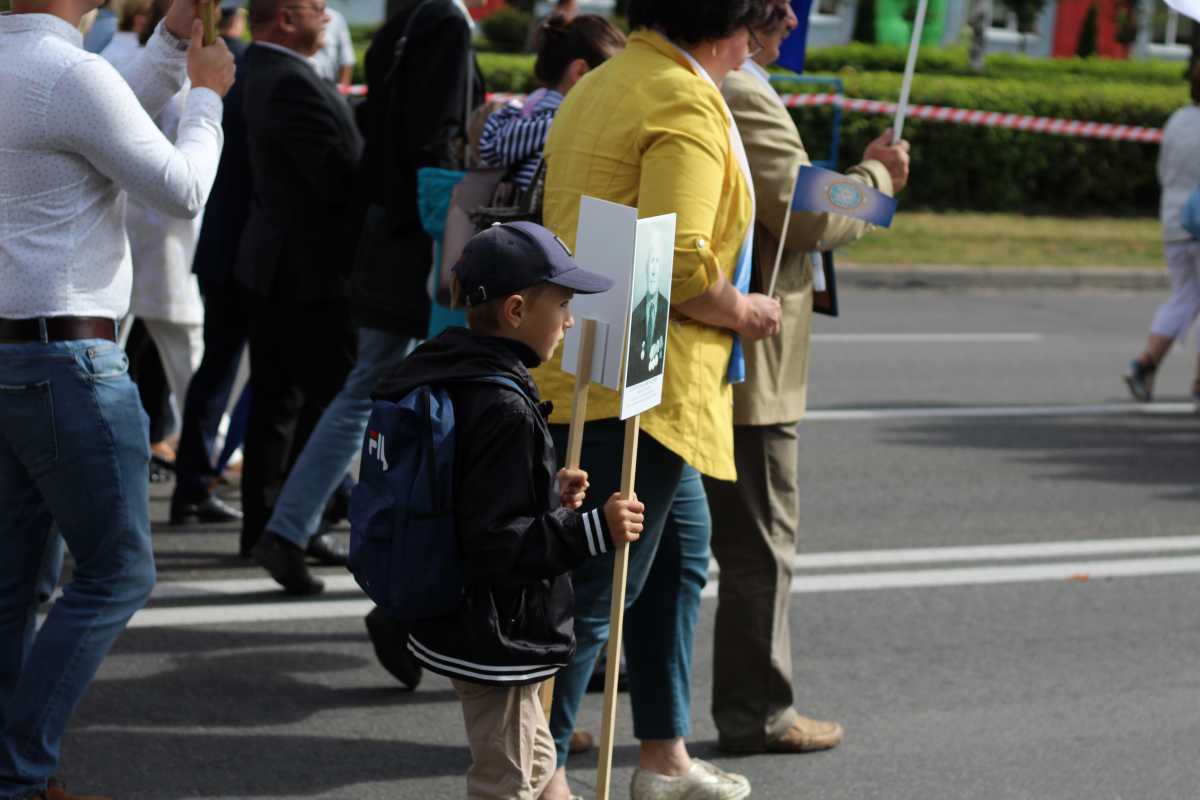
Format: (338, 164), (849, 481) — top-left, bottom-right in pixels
(305, 532), (349, 567)
(169, 494), (243, 525)
(252, 533), (325, 595)
(365, 606), (423, 689)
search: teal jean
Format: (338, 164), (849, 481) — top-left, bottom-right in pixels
(548, 420), (712, 767)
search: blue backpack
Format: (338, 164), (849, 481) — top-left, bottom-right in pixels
(348, 375), (532, 621)
(1182, 186), (1200, 240)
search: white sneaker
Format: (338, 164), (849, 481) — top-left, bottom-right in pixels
(630, 758), (751, 799)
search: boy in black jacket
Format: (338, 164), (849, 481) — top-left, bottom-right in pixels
(375, 221), (645, 799)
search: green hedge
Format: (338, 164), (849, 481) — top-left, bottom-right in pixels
(802, 43), (1190, 86)
(775, 71), (1185, 213)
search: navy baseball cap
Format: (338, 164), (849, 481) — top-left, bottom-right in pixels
(454, 221), (614, 307)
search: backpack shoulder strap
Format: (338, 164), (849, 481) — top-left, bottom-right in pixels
(469, 374), (538, 406)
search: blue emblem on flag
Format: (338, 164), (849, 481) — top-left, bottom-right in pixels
(792, 166), (896, 228)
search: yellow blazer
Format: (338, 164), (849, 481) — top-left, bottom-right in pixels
(531, 30), (754, 481)
(722, 66), (894, 427)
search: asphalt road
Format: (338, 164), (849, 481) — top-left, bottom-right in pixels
(56, 288), (1200, 799)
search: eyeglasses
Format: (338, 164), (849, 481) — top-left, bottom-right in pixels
(747, 28), (765, 59)
(284, 2), (326, 14)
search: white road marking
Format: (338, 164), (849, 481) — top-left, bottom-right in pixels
(149, 574), (362, 600)
(789, 535), (1200, 570)
(811, 333), (1044, 343)
(127, 598), (373, 629)
(805, 402), (1196, 421)
(97, 537), (1200, 629)
(704, 555), (1200, 597)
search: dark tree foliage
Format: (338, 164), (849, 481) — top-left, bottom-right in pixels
(1076, 3), (1099, 58)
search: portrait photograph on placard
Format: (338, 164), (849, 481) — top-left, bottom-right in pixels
(620, 214), (676, 419)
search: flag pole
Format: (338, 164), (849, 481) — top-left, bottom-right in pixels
(767, 169), (802, 298)
(200, 0), (218, 45)
(893, 0), (930, 142)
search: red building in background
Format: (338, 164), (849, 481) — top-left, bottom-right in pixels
(468, 0), (507, 19)
(1051, 0), (1132, 57)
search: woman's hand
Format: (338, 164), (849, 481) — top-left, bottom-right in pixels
(674, 275), (781, 340)
(736, 292), (782, 340)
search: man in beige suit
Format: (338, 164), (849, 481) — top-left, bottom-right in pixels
(704, 0), (912, 755)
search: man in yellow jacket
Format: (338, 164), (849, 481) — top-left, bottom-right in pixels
(704, 1), (912, 755)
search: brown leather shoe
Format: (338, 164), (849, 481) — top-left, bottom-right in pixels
(569, 729), (594, 754)
(765, 714), (844, 753)
(41, 778), (112, 800)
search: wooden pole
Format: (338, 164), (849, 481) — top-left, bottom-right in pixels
(564, 319), (597, 471)
(595, 414), (640, 800)
(541, 319), (599, 721)
(767, 170), (802, 298)
(200, 0), (218, 45)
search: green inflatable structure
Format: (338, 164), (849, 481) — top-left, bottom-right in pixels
(873, 0), (948, 46)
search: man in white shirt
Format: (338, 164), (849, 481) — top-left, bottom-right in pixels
(0, 1), (233, 797)
(309, 4), (355, 88)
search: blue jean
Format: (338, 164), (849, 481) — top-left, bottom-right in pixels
(548, 421), (712, 767)
(33, 534), (63, 605)
(0, 337), (156, 799)
(268, 328), (417, 547)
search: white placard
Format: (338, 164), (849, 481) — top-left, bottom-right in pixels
(560, 196), (677, 420)
(619, 214), (676, 419)
(562, 197), (638, 390)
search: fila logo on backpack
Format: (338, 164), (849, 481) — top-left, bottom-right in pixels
(366, 429), (389, 471)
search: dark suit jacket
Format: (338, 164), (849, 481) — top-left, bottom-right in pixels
(192, 36), (250, 285)
(351, 0), (484, 335)
(626, 291), (671, 387)
(237, 44), (365, 303)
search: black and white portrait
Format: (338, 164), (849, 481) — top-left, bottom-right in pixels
(625, 247), (671, 388)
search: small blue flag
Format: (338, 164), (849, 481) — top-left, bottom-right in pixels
(776, 0), (815, 74)
(792, 165), (897, 227)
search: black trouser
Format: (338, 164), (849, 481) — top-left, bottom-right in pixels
(173, 277), (251, 503)
(125, 319), (171, 444)
(239, 293), (355, 554)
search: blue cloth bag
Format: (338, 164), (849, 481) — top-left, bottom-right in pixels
(1182, 187), (1200, 240)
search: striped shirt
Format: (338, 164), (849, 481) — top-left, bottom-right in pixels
(478, 89), (563, 188)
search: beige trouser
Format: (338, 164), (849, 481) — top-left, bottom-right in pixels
(451, 678), (556, 799)
(703, 422), (802, 751)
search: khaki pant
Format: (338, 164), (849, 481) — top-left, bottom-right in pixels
(451, 678), (556, 799)
(703, 422), (802, 751)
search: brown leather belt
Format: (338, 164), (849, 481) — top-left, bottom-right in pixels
(0, 317), (118, 343)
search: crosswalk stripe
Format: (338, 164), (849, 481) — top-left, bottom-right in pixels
(805, 402), (1196, 421)
(106, 550), (1200, 629)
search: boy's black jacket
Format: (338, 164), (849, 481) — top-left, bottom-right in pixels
(375, 327), (609, 685)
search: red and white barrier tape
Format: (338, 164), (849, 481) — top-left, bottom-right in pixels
(780, 93), (1163, 144)
(342, 86), (1163, 144)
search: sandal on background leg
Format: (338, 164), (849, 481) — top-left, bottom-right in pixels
(1123, 358), (1157, 403)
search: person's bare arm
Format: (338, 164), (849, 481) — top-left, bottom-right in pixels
(673, 273), (781, 341)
